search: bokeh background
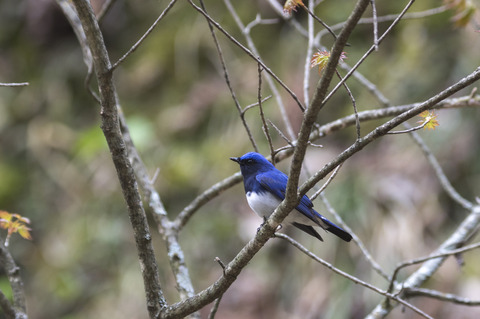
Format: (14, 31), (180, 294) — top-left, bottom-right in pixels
(1, 0), (480, 318)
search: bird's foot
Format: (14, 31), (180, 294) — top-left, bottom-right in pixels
(256, 216), (268, 233)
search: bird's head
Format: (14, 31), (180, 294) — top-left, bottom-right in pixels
(230, 152), (275, 176)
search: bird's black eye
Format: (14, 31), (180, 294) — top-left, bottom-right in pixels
(246, 159), (254, 164)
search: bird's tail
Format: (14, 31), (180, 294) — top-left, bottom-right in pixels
(319, 216), (352, 242)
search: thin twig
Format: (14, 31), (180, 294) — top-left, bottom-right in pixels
(244, 15), (279, 33)
(0, 82), (29, 87)
(303, 0), (315, 107)
(257, 63), (275, 163)
(371, 0), (379, 51)
(111, 0), (179, 71)
(242, 96), (272, 113)
(340, 62), (391, 107)
(207, 296), (223, 319)
(310, 164), (342, 201)
(404, 287), (480, 306)
(336, 70), (360, 139)
(174, 173), (243, 230)
(301, 3), (339, 43)
(150, 167), (160, 184)
(316, 6), (448, 40)
(387, 120), (428, 134)
(97, 0), (116, 22)
(268, 120), (294, 148)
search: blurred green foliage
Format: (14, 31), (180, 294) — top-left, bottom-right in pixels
(1, 0), (480, 318)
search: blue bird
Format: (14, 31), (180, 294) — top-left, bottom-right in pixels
(231, 152), (352, 242)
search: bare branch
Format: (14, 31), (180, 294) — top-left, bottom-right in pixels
(404, 287), (480, 306)
(0, 82), (29, 87)
(117, 112), (198, 307)
(174, 172), (242, 230)
(387, 120), (429, 134)
(303, 0), (315, 107)
(371, 0), (379, 50)
(207, 296), (223, 319)
(257, 64), (275, 163)
(242, 95), (272, 113)
(366, 205), (480, 318)
(317, 6), (448, 40)
(163, 212), (280, 318)
(275, 233), (434, 319)
(268, 120), (295, 148)
(301, 3), (339, 43)
(70, 1), (165, 317)
(336, 70), (361, 139)
(387, 242), (480, 294)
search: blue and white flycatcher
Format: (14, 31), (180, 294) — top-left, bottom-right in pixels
(231, 152), (352, 242)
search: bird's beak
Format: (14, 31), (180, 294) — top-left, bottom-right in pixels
(230, 157), (240, 163)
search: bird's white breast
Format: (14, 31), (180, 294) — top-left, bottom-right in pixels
(246, 191), (320, 227)
(246, 191), (280, 218)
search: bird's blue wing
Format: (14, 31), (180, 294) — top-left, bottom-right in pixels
(256, 170), (352, 242)
(255, 170), (288, 200)
(256, 171), (318, 222)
